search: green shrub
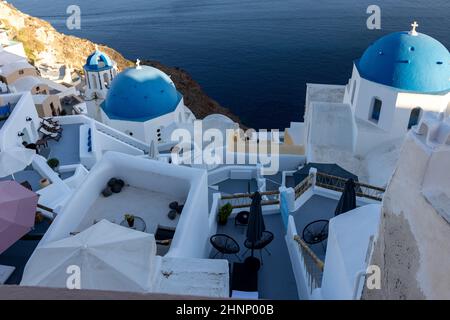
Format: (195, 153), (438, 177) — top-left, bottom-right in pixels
(47, 158), (59, 169)
(218, 203), (233, 225)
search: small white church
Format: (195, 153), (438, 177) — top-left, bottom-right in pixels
(301, 22), (450, 186)
(84, 49), (197, 144)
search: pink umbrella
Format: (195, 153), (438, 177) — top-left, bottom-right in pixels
(0, 181), (38, 254)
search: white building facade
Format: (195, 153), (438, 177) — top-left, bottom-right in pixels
(302, 24), (450, 185)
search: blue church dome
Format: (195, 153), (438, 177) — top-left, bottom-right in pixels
(102, 65), (181, 121)
(84, 49), (114, 72)
(356, 31), (450, 93)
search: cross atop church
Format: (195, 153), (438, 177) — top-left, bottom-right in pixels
(136, 58), (141, 70)
(410, 21), (419, 36)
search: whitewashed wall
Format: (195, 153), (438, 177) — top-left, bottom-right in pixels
(0, 92), (40, 149)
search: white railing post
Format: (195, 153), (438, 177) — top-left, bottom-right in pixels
(309, 167), (317, 189)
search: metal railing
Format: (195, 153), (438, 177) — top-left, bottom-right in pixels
(219, 190), (280, 209)
(294, 174), (313, 199)
(315, 172), (385, 201)
(293, 235), (324, 293)
(292, 171), (385, 202)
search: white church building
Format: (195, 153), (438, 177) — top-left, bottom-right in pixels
(301, 23), (450, 186)
(83, 49), (197, 144)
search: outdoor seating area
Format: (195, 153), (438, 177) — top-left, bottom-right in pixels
(74, 182), (185, 255)
(211, 192), (298, 299)
(40, 123), (81, 166)
(213, 211), (298, 299)
(38, 118), (62, 142)
(293, 177), (359, 260)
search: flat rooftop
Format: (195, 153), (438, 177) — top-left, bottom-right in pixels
(77, 185), (184, 234)
(75, 185), (185, 255)
(40, 124), (81, 165)
(306, 84), (346, 104)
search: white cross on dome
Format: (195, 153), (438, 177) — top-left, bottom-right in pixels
(410, 21), (419, 36)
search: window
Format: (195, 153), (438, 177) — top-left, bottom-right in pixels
(19, 70), (24, 75)
(91, 75), (98, 90)
(103, 73), (109, 86)
(350, 81), (357, 105)
(408, 107), (422, 129)
(370, 98), (382, 123)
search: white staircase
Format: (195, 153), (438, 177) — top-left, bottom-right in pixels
(94, 121), (150, 154)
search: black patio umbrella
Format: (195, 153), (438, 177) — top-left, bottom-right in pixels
(246, 191), (266, 258)
(335, 178), (357, 216)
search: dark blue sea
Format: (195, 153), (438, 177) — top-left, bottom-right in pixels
(8, 0), (450, 129)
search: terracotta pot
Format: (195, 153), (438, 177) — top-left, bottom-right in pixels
(39, 178), (50, 188)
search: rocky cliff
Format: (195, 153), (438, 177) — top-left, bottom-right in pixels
(0, 2), (242, 124)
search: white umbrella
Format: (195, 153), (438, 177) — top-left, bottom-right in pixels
(21, 220), (158, 292)
(0, 147), (35, 179)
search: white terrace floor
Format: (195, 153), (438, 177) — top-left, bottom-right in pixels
(74, 185), (185, 239)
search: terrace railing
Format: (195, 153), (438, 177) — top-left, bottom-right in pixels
(294, 174), (313, 199)
(292, 170), (385, 202)
(315, 172), (385, 201)
(293, 235), (324, 293)
(220, 190), (280, 209)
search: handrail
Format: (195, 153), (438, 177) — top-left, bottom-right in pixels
(294, 174), (313, 199)
(228, 200), (280, 209)
(293, 235), (324, 272)
(291, 171), (385, 202)
(315, 172), (385, 201)
(317, 172), (385, 192)
(220, 190), (280, 209)
(293, 235), (324, 293)
(220, 190), (279, 200)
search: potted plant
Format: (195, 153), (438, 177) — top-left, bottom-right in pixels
(47, 158), (60, 172)
(35, 212), (45, 224)
(124, 214), (135, 227)
(218, 203), (233, 225)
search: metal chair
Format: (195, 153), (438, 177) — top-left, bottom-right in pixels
(210, 234), (241, 261)
(302, 220), (329, 245)
(242, 231), (274, 265)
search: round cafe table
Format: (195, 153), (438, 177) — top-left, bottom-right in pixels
(120, 216), (146, 232)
